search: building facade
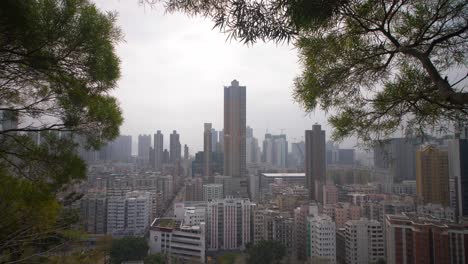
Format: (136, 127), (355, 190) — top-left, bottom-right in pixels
(305, 124), (326, 202)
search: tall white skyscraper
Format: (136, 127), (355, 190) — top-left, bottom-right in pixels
(138, 134), (151, 162)
(224, 80), (247, 197)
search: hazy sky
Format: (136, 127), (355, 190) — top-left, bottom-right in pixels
(94, 1), (353, 153)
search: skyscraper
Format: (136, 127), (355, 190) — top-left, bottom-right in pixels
(170, 130), (181, 163)
(154, 131), (163, 171)
(305, 124), (326, 202)
(448, 139), (468, 221)
(204, 123), (212, 178)
(184, 144), (189, 160)
(416, 145), (449, 206)
(211, 128), (218, 152)
(223, 80), (247, 196)
(138, 134), (151, 163)
(373, 138), (418, 182)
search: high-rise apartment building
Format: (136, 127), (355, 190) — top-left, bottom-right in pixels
(203, 184), (223, 201)
(80, 193), (107, 234)
(262, 133), (288, 168)
(170, 130), (181, 163)
(138, 134), (151, 163)
(416, 145), (449, 206)
(109, 135), (132, 162)
(374, 138), (418, 182)
(308, 214), (336, 264)
(206, 198), (253, 250)
(211, 128), (218, 152)
(224, 80), (247, 197)
(345, 218), (385, 264)
(184, 144), (189, 160)
(386, 214), (468, 264)
(154, 131), (164, 171)
(305, 124), (326, 201)
(204, 123), (212, 177)
(253, 209), (295, 255)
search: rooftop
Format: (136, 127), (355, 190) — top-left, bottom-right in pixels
(262, 173), (305, 178)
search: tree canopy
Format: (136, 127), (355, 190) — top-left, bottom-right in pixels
(245, 240), (286, 264)
(110, 237), (149, 264)
(0, 0), (122, 262)
(150, 0), (468, 143)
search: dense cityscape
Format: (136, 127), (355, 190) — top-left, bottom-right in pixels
(66, 79), (468, 263)
(1, 0), (467, 264)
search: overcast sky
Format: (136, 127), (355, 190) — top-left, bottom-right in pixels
(93, 1), (355, 154)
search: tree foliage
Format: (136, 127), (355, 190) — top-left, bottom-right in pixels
(144, 254), (165, 264)
(245, 240), (286, 264)
(0, 0), (122, 262)
(110, 237), (149, 264)
(150, 0), (468, 143)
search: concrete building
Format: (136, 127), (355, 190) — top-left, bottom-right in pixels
(157, 175), (174, 205)
(308, 214), (336, 264)
(169, 130), (181, 163)
(149, 218), (205, 263)
(125, 191), (152, 235)
(154, 131), (164, 171)
(185, 177), (203, 201)
(416, 145), (450, 206)
(80, 193), (107, 234)
(183, 144), (189, 160)
(323, 184), (338, 205)
(386, 214), (468, 264)
(253, 209), (295, 255)
(203, 184), (223, 201)
(206, 198), (253, 250)
(374, 138), (419, 182)
(305, 124), (326, 202)
(211, 128), (218, 153)
(223, 80), (247, 196)
(137, 134), (151, 163)
(109, 135), (132, 162)
(344, 218), (385, 264)
(204, 123), (212, 178)
(294, 203), (319, 261)
(448, 138), (468, 222)
(333, 203), (361, 228)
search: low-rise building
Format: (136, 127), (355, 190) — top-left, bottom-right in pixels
(149, 218), (205, 263)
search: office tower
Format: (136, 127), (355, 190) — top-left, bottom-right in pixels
(386, 214), (468, 264)
(170, 130), (181, 163)
(448, 138), (468, 221)
(206, 198), (253, 250)
(204, 123), (212, 177)
(263, 134), (274, 164)
(203, 184), (223, 201)
(223, 80), (246, 186)
(211, 128), (218, 152)
(184, 144), (189, 160)
(80, 193), (107, 234)
(345, 218), (385, 264)
(416, 145), (449, 206)
(374, 138), (418, 182)
(138, 134), (151, 163)
(154, 131), (163, 170)
(308, 215), (336, 263)
(273, 135), (288, 168)
(305, 124), (326, 201)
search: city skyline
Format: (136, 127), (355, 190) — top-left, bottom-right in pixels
(92, 1), (356, 153)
